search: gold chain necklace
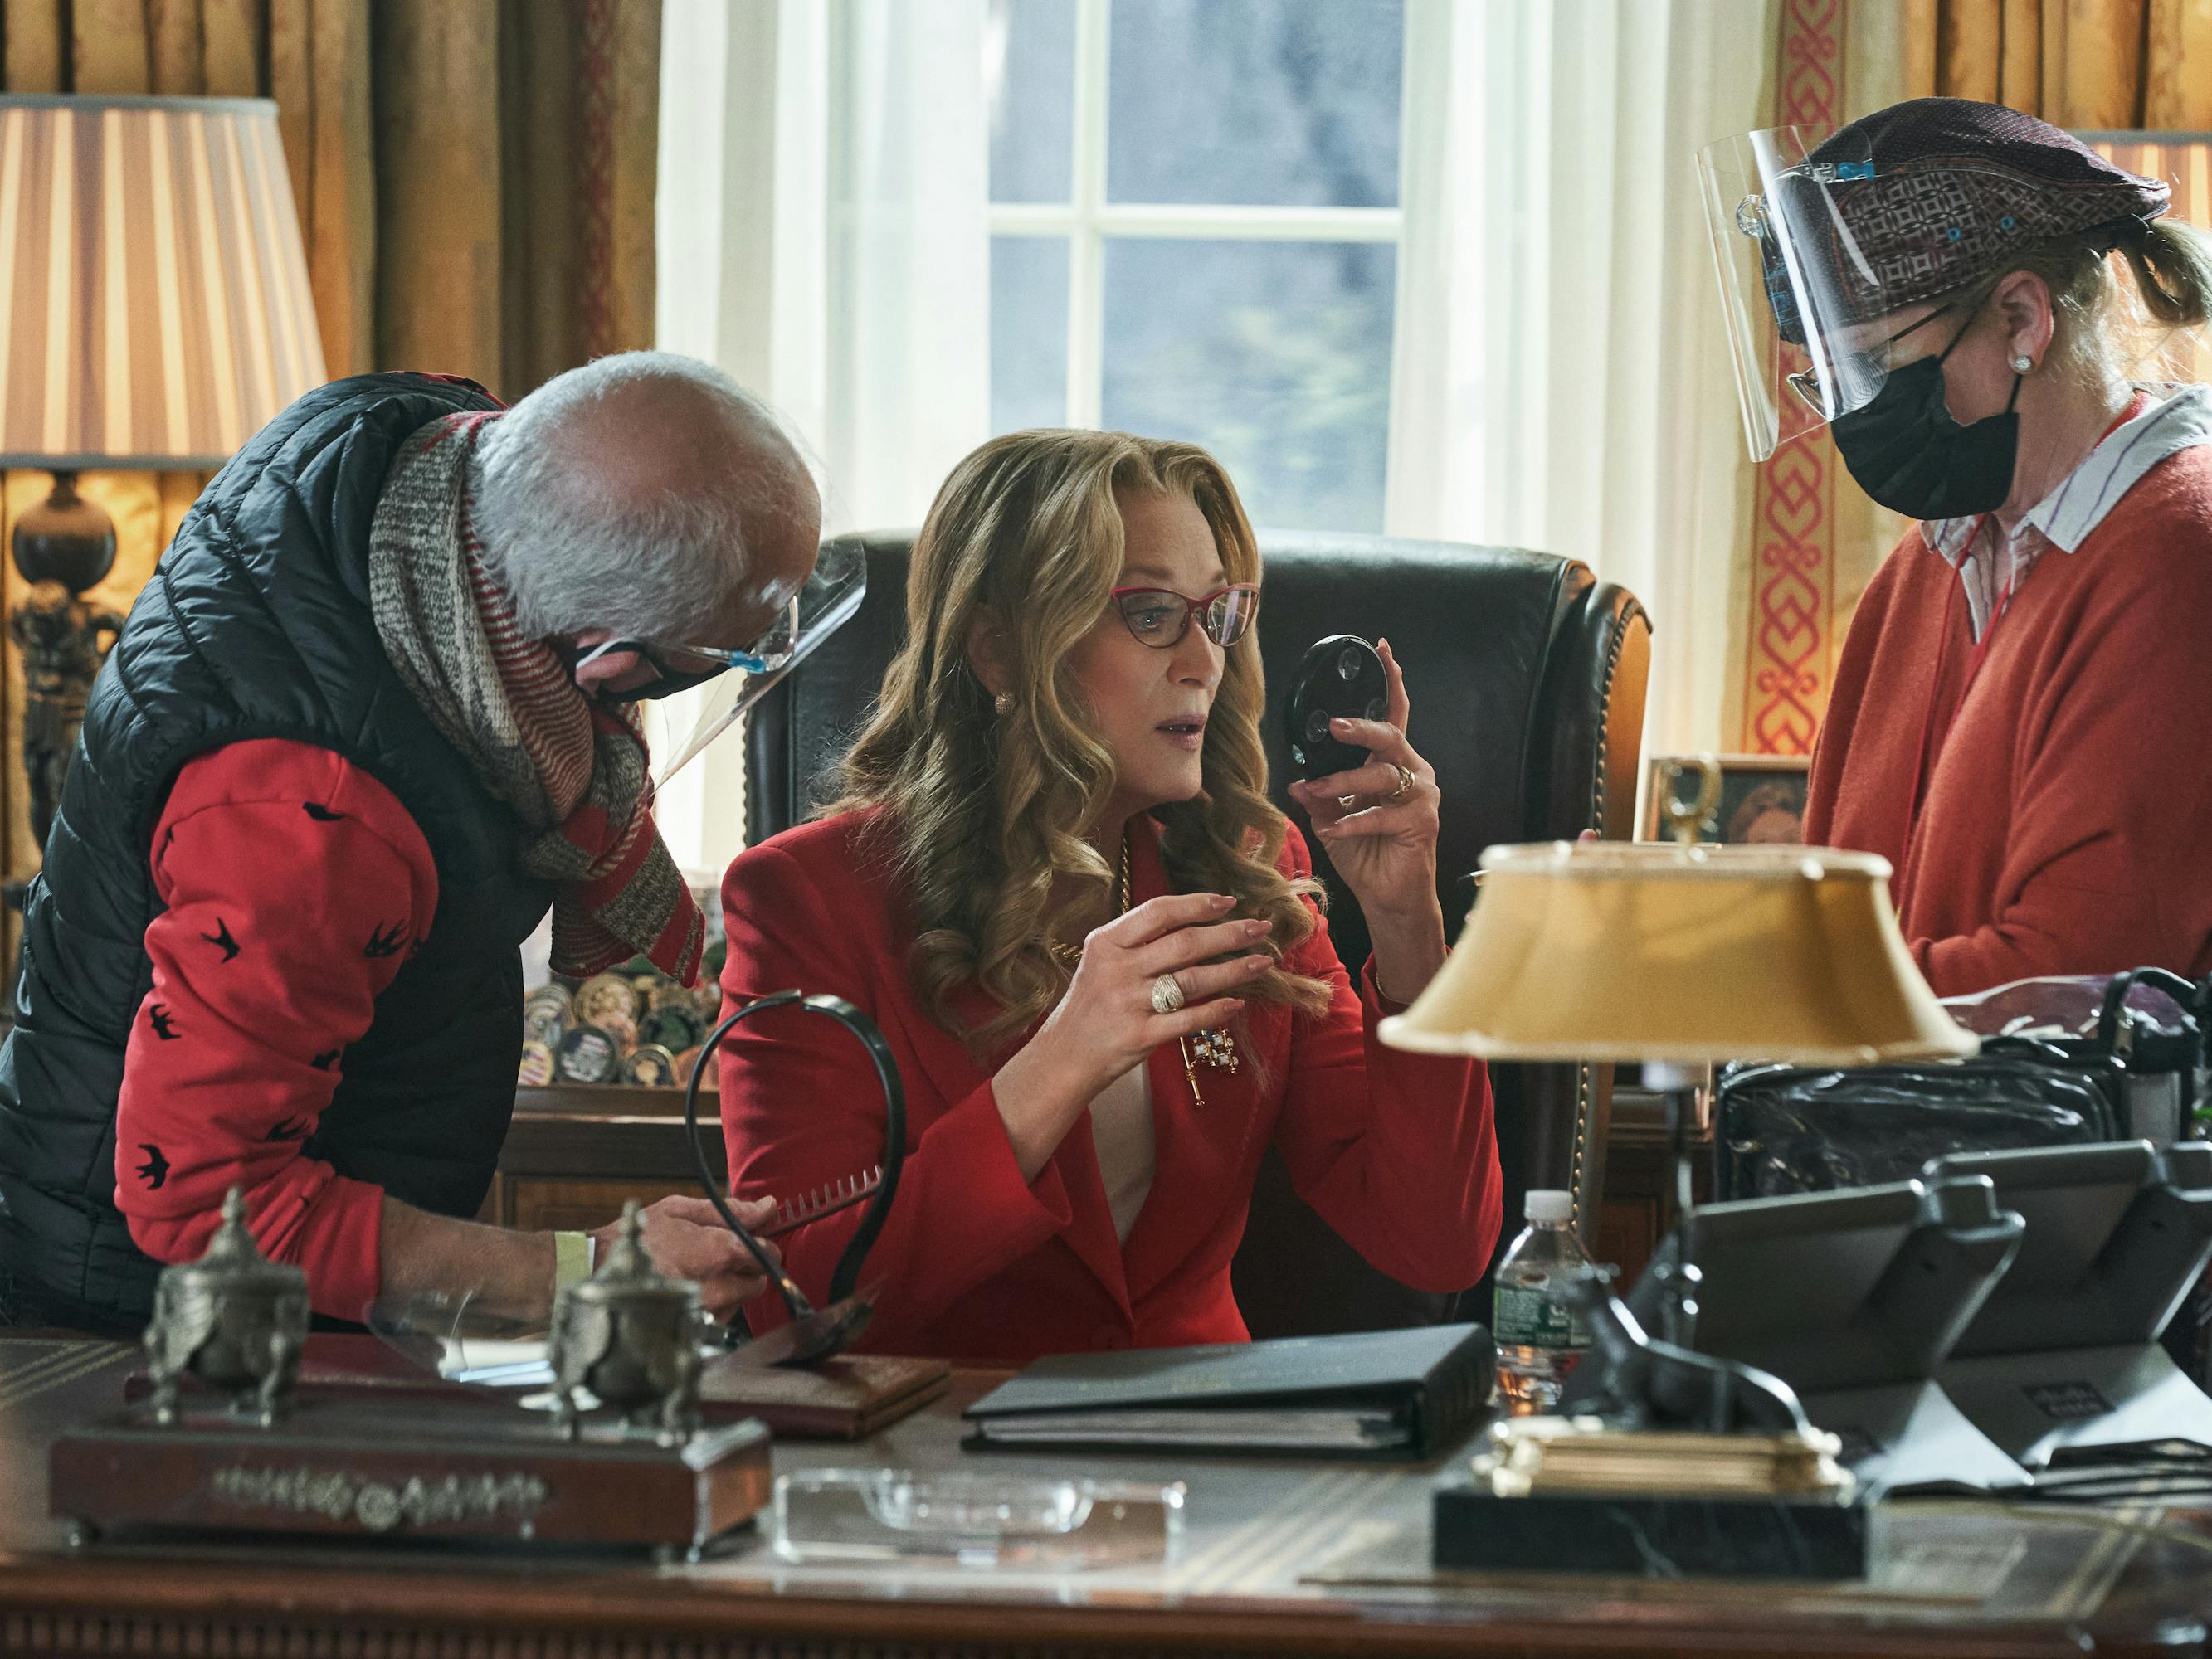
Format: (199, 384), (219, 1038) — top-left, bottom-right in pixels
(1045, 831), (1238, 1107)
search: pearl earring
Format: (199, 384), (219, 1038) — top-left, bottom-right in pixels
(2011, 354), (2034, 373)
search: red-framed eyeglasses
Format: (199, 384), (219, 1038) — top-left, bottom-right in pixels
(1109, 584), (1260, 649)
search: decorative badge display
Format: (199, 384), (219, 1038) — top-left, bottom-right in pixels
(519, 958), (720, 1092)
(553, 1025), (620, 1085)
(621, 1044), (677, 1087)
(575, 972), (641, 1029)
(516, 1040), (556, 1087)
(639, 1001), (704, 1056)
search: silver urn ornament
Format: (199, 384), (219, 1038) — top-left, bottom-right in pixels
(547, 1200), (704, 1444)
(142, 1185), (310, 1426)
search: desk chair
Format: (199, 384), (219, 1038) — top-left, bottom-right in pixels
(747, 530), (1651, 1337)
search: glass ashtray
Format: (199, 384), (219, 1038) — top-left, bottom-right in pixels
(770, 1469), (1185, 1568)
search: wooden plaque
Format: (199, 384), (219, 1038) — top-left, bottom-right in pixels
(51, 1397), (770, 1554)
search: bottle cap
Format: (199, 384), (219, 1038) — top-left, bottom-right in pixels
(1523, 1189), (1573, 1224)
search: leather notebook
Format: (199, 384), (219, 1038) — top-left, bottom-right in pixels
(124, 1333), (950, 1442)
(963, 1322), (1493, 1459)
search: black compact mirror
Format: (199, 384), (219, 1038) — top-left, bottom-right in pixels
(1284, 633), (1387, 782)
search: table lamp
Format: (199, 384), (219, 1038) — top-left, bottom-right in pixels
(1395, 759), (1977, 1574)
(1381, 757), (1976, 1297)
(0, 94), (324, 850)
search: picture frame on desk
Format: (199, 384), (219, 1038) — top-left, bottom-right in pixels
(1641, 753), (1810, 846)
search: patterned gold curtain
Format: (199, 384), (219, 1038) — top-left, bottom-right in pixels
(0, 0), (660, 923)
(1903, 0), (2212, 124)
(1729, 0), (2210, 757)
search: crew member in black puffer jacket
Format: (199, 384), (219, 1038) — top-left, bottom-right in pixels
(0, 354), (817, 1334)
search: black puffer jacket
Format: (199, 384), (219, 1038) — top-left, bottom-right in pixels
(0, 373), (552, 1334)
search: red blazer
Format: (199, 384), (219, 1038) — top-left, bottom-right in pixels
(718, 810), (1501, 1365)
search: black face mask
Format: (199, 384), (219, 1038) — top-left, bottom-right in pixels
(598, 664), (726, 704)
(1828, 301), (2023, 520)
(568, 640), (735, 704)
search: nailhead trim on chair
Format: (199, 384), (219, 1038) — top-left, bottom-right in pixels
(1567, 599), (1641, 1234)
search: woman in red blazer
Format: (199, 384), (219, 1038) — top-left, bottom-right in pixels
(718, 430), (1501, 1364)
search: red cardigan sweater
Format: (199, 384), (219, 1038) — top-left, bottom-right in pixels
(1804, 444), (2212, 995)
(717, 810), (1502, 1364)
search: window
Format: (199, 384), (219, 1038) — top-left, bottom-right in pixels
(986, 0), (1406, 533)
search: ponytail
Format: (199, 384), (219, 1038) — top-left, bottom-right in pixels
(2121, 217), (2212, 331)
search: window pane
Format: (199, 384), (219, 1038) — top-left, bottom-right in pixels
(987, 0), (1076, 204)
(1107, 0), (1402, 207)
(992, 236), (1071, 434)
(1102, 239), (1394, 532)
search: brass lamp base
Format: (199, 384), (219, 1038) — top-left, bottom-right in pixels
(9, 469), (126, 854)
(12, 470), (116, 591)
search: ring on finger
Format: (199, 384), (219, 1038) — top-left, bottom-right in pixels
(1150, 973), (1186, 1015)
(1385, 763), (1415, 801)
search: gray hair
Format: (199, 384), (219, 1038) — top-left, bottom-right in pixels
(468, 351), (809, 641)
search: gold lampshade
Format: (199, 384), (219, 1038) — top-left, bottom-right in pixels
(1379, 839), (1978, 1068)
(0, 95), (324, 469)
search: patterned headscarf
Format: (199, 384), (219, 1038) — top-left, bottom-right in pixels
(1795, 98), (2169, 331)
(368, 412), (705, 985)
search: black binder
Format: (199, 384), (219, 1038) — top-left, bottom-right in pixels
(962, 1322), (1493, 1459)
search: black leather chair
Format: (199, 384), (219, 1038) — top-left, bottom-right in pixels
(747, 530), (1651, 1337)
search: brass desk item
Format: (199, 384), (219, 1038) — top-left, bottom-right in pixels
(1472, 1413), (1854, 1499)
(1436, 1410), (1867, 1580)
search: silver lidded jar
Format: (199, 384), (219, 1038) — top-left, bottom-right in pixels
(142, 1185), (310, 1427)
(547, 1199), (704, 1444)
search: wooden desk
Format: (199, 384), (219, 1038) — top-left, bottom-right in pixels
(4, 1335), (2211, 1658)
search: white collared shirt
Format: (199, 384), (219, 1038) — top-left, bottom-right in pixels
(1922, 382), (2212, 639)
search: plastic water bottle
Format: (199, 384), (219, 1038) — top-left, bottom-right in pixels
(1492, 1189), (1602, 1414)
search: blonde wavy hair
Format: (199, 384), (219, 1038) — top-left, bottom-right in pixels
(829, 428), (1333, 1053)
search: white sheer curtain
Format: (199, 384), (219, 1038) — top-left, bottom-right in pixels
(1386, 0), (1775, 756)
(650, 0), (1771, 871)
(650, 0), (992, 873)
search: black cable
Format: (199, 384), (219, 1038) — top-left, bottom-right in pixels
(2096, 966), (2200, 1052)
(683, 989), (908, 1321)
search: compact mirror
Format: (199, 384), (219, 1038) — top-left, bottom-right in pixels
(1283, 633), (1386, 782)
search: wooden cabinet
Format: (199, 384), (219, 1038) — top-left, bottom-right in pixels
(486, 1083), (725, 1230)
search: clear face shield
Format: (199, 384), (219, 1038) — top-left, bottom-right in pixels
(660, 533), (867, 785)
(1698, 128), (1893, 460)
(570, 536), (867, 786)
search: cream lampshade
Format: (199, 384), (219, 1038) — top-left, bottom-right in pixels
(0, 94), (324, 859)
(0, 94), (325, 469)
(1378, 839), (1978, 1068)
(1380, 756), (1976, 1288)
(1381, 752), (1976, 1068)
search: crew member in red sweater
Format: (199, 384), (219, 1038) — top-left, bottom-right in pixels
(1708, 99), (2212, 993)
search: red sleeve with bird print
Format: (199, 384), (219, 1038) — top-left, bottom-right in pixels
(114, 739), (440, 1321)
